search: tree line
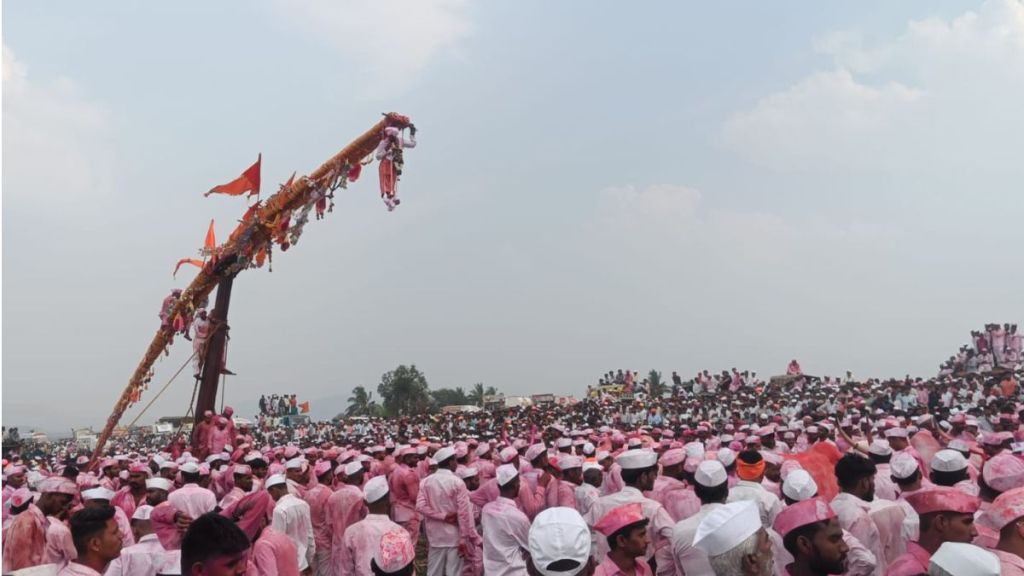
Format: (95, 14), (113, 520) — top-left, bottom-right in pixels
(342, 364), (498, 418)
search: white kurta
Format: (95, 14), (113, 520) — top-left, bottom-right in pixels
(273, 494), (316, 572)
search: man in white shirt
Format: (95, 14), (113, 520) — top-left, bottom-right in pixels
(671, 460), (730, 576)
(480, 464), (531, 576)
(726, 451), (783, 528)
(267, 473), (316, 573)
(166, 463), (216, 520)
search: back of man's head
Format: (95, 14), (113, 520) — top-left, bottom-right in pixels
(181, 513), (251, 576)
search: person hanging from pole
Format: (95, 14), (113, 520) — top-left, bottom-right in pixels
(191, 309), (210, 379)
(374, 124), (416, 211)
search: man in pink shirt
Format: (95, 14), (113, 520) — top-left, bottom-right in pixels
(326, 462), (368, 576)
(545, 456), (581, 509)
(207, 418), (232, 460)
(167, 463), (217, 520)
(593, 502), (653, 576)
(58, 505), (123, 576)
(180, 512), (251, 576)
(339, 477), (404, 576)
(480, 465), (531, 576)
(218, 465), (253, 511)
(304, 461), (334, 576)
(469, 447), (547, 521)
(887, 487), (979, 576)
(987, 487), (1024, 575)
(647, 449), (700, 523)
(416, 446), (481, 576)
(111, 464), (151, 521)
(388, 447), (422, 545)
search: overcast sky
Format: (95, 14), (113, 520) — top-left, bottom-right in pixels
(4, 1), (1023, 431)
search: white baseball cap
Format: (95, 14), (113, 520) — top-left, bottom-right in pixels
(527, 507), (591, 576)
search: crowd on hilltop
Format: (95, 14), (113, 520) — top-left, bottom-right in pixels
(258, 394), (301, 417)
(3, 327), (1024, 576)
(939, 323), (1022, 377)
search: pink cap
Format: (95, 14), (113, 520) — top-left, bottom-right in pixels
(313, 460), (334, 477)
(375, 528), (416, 572)
(39, 477), (78, 495)
(982, 453), (1024, 493)
(525, 443), (547, 462)
(9, 487), (33, 507)
(284, 446), (300, 458)
(905, 487), (981, 515)
(593, 502), (645, 536)
(660, 448), (686, 468)
(985, 487), (1024, 530)
(129, 463), (150, 474)
(772, 497), (835, 537)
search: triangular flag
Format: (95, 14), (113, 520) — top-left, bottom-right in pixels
(204, 220), (216, 251)
(205, 154), (261, 197)
(173, 258), (205, 277)
(300, 401), (310, 414)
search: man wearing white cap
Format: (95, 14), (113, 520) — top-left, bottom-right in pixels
(693, 500), (773, 576)
(584, 449), (674, 571)
(166, 463), (216, 520)
(327, 462), (368, 576)
(389, 447), (422, 546)
(105, 505), (177, 576)
(416, 446), (480, 576)
(218, 465), (253, 511)
(866, 440), (898, 502)
(480, 464), (531, 576)
(339, 476), (403, 576)
(929, 542), (1001, 576)
(267, 473), (316, 573)
(671, 460), (731, 576)
(527, 507), (594, 576)
(145, 478), (173, 508)
(82, 487), (135, 549)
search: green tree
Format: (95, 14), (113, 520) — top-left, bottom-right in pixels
(344, 386), (380, 417)
(468, 383), (486, 406)
(377, 364), (432, 417)
(647, 369), (666, 398)
(431, 387), (469, 408)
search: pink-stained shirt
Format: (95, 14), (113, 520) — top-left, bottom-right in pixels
(58, 561), (104, 576)
(45, 518), (77, 565)
(831, 493), (884, 576)
(301, 484), (333, 562)
(104, 533), (176, 576)
(166, 484), (216, 519)
(647, 476), (701, 523)
(480, 497), (530, 576)
(218, 487), (247, 511)
(271, 494), (315, 572)
(602, 464), (624, 495)
(476, 459), (496, 482)
(469, 477), (546, 521)
(992, 549), (1024, 576)
(249, 526), (300, 576)
(873, 464), (898, 501)
(885, 541), (930, 576)
(416, 468), (480, 549)
(575, 483), (600, 517)
(593, 555), (654, 576)
(110, 489), (147, 522)
(207, 428), (232, 459)
(3, 504), (48, 571)
(388, 464), (420, 524)
(326, 485), (367, 576)
(545, 478), (576, 509)
(113, 506), (136, 549)
(338, 513), (403, 576)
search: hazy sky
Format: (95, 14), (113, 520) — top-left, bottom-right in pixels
(4, 1), (1023, 431)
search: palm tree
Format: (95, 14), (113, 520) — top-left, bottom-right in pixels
(469, 382), (486, 406)
(345, 386), (379, 417)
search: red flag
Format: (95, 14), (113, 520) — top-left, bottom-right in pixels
(204, 220), (216, 251)
(173, 258), (205, 277)
(205, 154), (261, 197)
(300, 401), (310, 414)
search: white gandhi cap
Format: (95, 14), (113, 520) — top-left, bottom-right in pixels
(363, 476), (389, 503)
(496, 464), (518, 487)
(527, 507), (591, 576)
(693, 500), (762, 557)
(929, 542), (1000, 576)
(782, 469), (818, 502)
(694, 460), (728, 488)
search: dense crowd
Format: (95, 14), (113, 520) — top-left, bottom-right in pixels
(3, 328), (1024, 576)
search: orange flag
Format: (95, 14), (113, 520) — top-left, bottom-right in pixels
(205, 154), (261, 197)
(300, 401), (310, 414)
(173, 258), (205, 277)
(204, 219), (216, 251)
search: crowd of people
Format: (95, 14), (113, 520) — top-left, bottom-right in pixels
(3, 328), (1024, 576)
(258, 395), (304, 418)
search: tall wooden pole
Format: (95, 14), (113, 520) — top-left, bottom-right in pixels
(191, 274), (234, 451)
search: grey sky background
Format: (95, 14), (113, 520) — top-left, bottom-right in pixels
(3, 1), (1023, 432)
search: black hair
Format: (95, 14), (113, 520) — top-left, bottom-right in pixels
(371, 558), (414, 576)
(835, 454), (876, 491)
(893, 469), (920, 487)
(737, 450), (764, 465)
(606, 519), (650, 551)
(181, 513), (251, 576)
(181, 471), (201, 484)
(694, 481), (729, 504)
(620, 465), (656, 486)
(929, 468), (969, 487)
(249, 459), (268, 469)
(782, 520), (828, 556)
(867, 453), (891, 465)
(62, 465), (80, 479)
(70, 505), (116, 555)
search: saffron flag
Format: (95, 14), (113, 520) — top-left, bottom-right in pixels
(300, 401), (310, 414)
(205, 154), (261, 197)
(173, 258), (205, 277)
(204, 219), (216, 250)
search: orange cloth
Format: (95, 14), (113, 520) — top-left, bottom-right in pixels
(736, 459), (766, 481)
(206, 154), (261, 197)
